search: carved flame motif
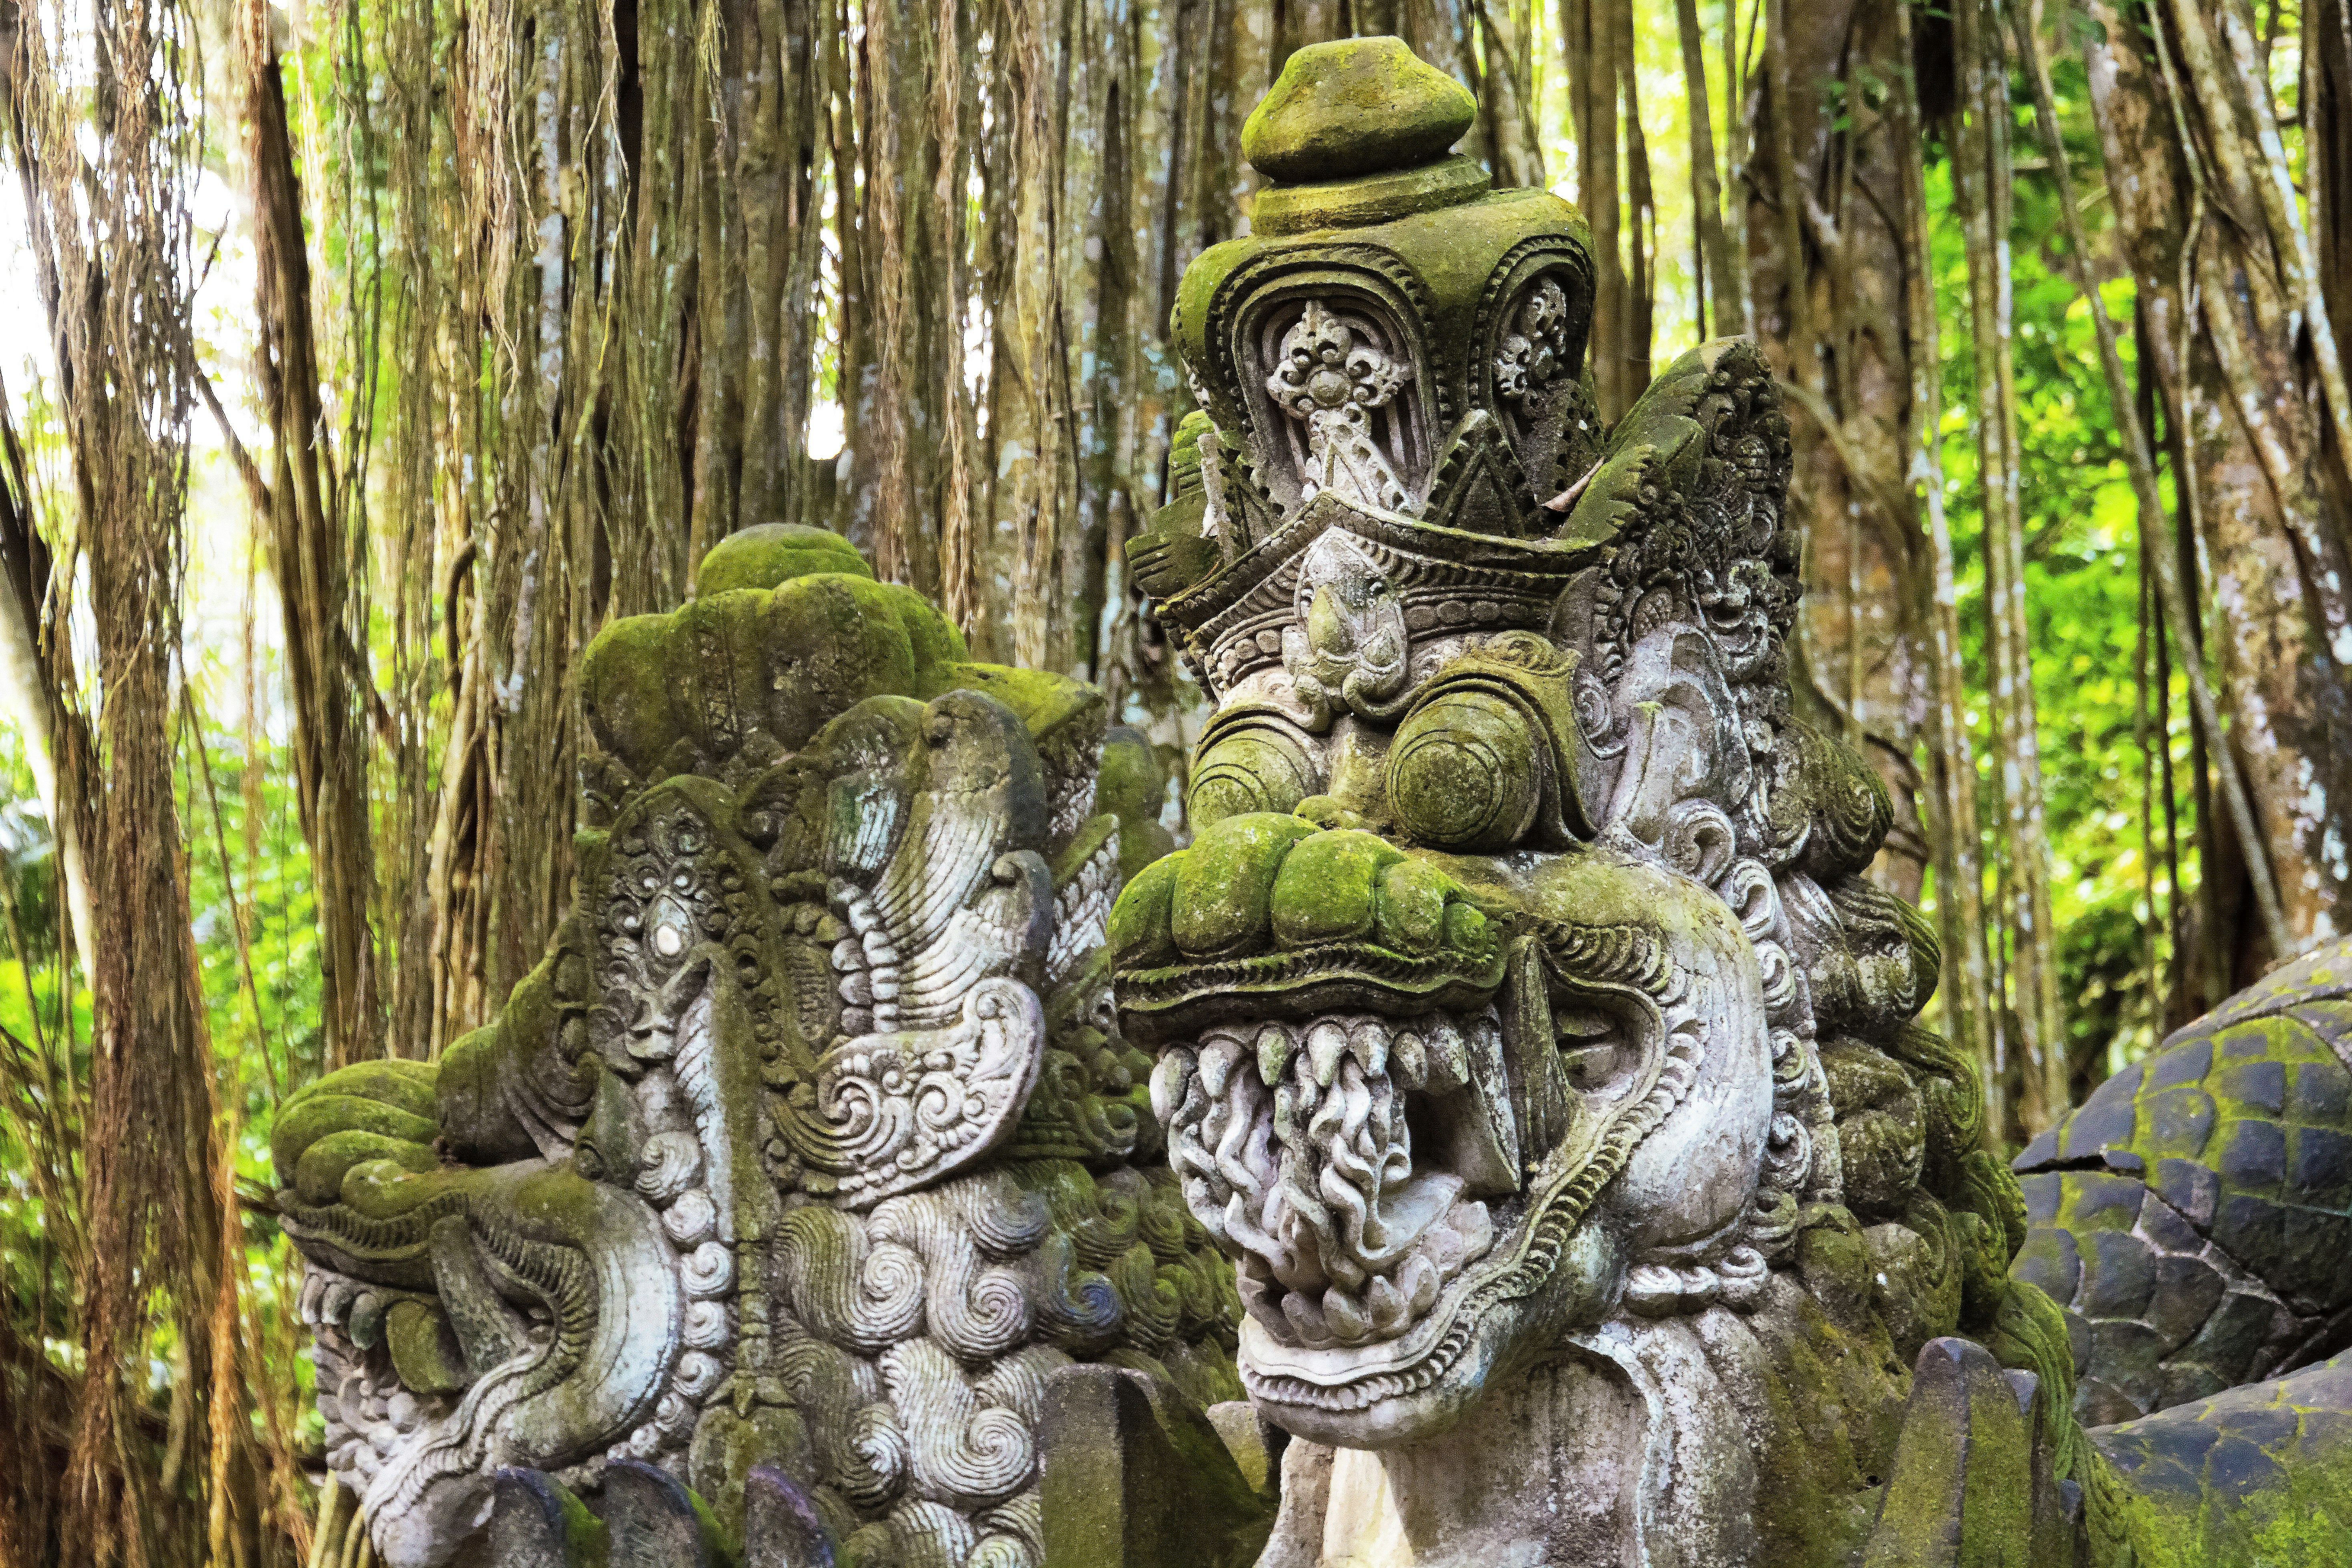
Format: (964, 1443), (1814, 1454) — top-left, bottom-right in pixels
(1264, 300), (1417, 515)
(773, 692), (1057, 1207)
(1492, 277), (1570, 404)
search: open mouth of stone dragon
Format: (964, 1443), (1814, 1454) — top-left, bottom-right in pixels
(1104, 791), (1772, 1446)
(1150, 1006), (1510, 1356)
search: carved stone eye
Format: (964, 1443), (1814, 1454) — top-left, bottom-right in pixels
(1189, 724), (1320, 828)
(652, 923), (685, 958)
(1552, 1002), (1634, 1095)
(1387, 690), (1541, 851)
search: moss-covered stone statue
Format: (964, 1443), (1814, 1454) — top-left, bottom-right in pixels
(1106, 34), (2352, 1568)
(274, 524), (1271, 1567)
(280, 34), (2352, 1568)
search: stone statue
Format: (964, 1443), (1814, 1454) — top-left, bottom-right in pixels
(1108, 35), (2352, 1568)
(275, 34), (2352, 1568)
(271, 525), (1271, 1567)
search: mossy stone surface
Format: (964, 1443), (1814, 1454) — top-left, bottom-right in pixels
(1386, 689), (1544, 851)
(1168, 813), (1322, 958)
(2089, 1351), (2352, 1567)
(1108, 814), (1505, 1037)
(1249, 153), (1490, 235)
(384, 1299), (470, 1395)
(1109, 854), (1182, 972)
(698, 521), (873, 594)
(581, 572), (972, 775)
(1098, 725), (1178, 882)
(1267, 829), (1408, 947)
(1169, 188), (1589, 486)
(1240, 36), (1476, 184)
(1189, 727), (1317, 827)
(272, 1084), (439, 1188)
(294, 1128), (439, 1204)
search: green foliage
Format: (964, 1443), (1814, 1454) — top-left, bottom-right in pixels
(0, 665), (330, 1465)
(1924, 55), (2200, 1095)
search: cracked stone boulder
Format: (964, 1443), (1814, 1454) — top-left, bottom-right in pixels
(1109, 34), (2352, 1568)
(275, 522), (1272, 1568)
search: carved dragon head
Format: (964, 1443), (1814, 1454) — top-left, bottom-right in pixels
(276, 529), (1239, 1566)
(1110, 40), (2045, 1554)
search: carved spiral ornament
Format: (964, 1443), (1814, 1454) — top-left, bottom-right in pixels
(784, 977), (1046, 1207)
(1188, 723), (1320, 826)
(1386, 690), (1543, 851)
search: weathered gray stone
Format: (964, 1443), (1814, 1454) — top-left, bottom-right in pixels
(276, 556), (1249, 1568)
(282, 34), (2352, 1568)
(1112, 36), (2352, 1568)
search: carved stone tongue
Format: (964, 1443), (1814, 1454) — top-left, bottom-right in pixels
(1156, 1010), (1507, 1350)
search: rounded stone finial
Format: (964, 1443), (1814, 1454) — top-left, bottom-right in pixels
(1241, 37), (1478, 185)
(698, 522), (873, 596)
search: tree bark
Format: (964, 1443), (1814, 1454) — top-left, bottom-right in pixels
(1676, 0), (1743, 338)
(2084, 0), (2352, 991)
(237, 0), (383, 1066)
(1746, 0), (1937, 903)
(1616, 0), (1655, 406)
(1563, 0), (1626, 417)
(1954, 0), (2066, 1134)
(1891, 0), (2000, 1147)
(8, 0), (275, 1556)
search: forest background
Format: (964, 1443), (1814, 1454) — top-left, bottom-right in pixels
(2, 0), (2349, 1560)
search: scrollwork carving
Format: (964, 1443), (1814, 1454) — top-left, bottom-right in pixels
(1265, 300), (1418, 515)
(1492, 277), (1571, 405)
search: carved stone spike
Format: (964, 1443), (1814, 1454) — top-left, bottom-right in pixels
(1038, 1365), (1276, 1568)
(744, 1465), (841, 1568)
(459, 1469), (606, 1568)
(1859, 1341), (2080, 1568)
(602, 1459), (728, 1567)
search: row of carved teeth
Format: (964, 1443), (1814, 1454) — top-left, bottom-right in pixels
(1182, 1010), (1497, 1097)
(1240, 1194), (1495, 1349)
(826, 881), (902, 1035)
(322, 1372), (408, 1481)
(1165, 1007), (1513, 1349)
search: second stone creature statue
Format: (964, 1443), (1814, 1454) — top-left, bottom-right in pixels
(272, 521), (1275, 1567)
(272, 32), (2352, 1568)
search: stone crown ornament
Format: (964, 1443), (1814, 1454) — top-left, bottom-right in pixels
(1124, 35), (1609, 724)
(1133, 35), (1609, 714)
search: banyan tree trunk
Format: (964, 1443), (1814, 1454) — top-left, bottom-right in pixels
(1744, 0), (2005, 1129)
(2085, 0), (2352, 1013)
